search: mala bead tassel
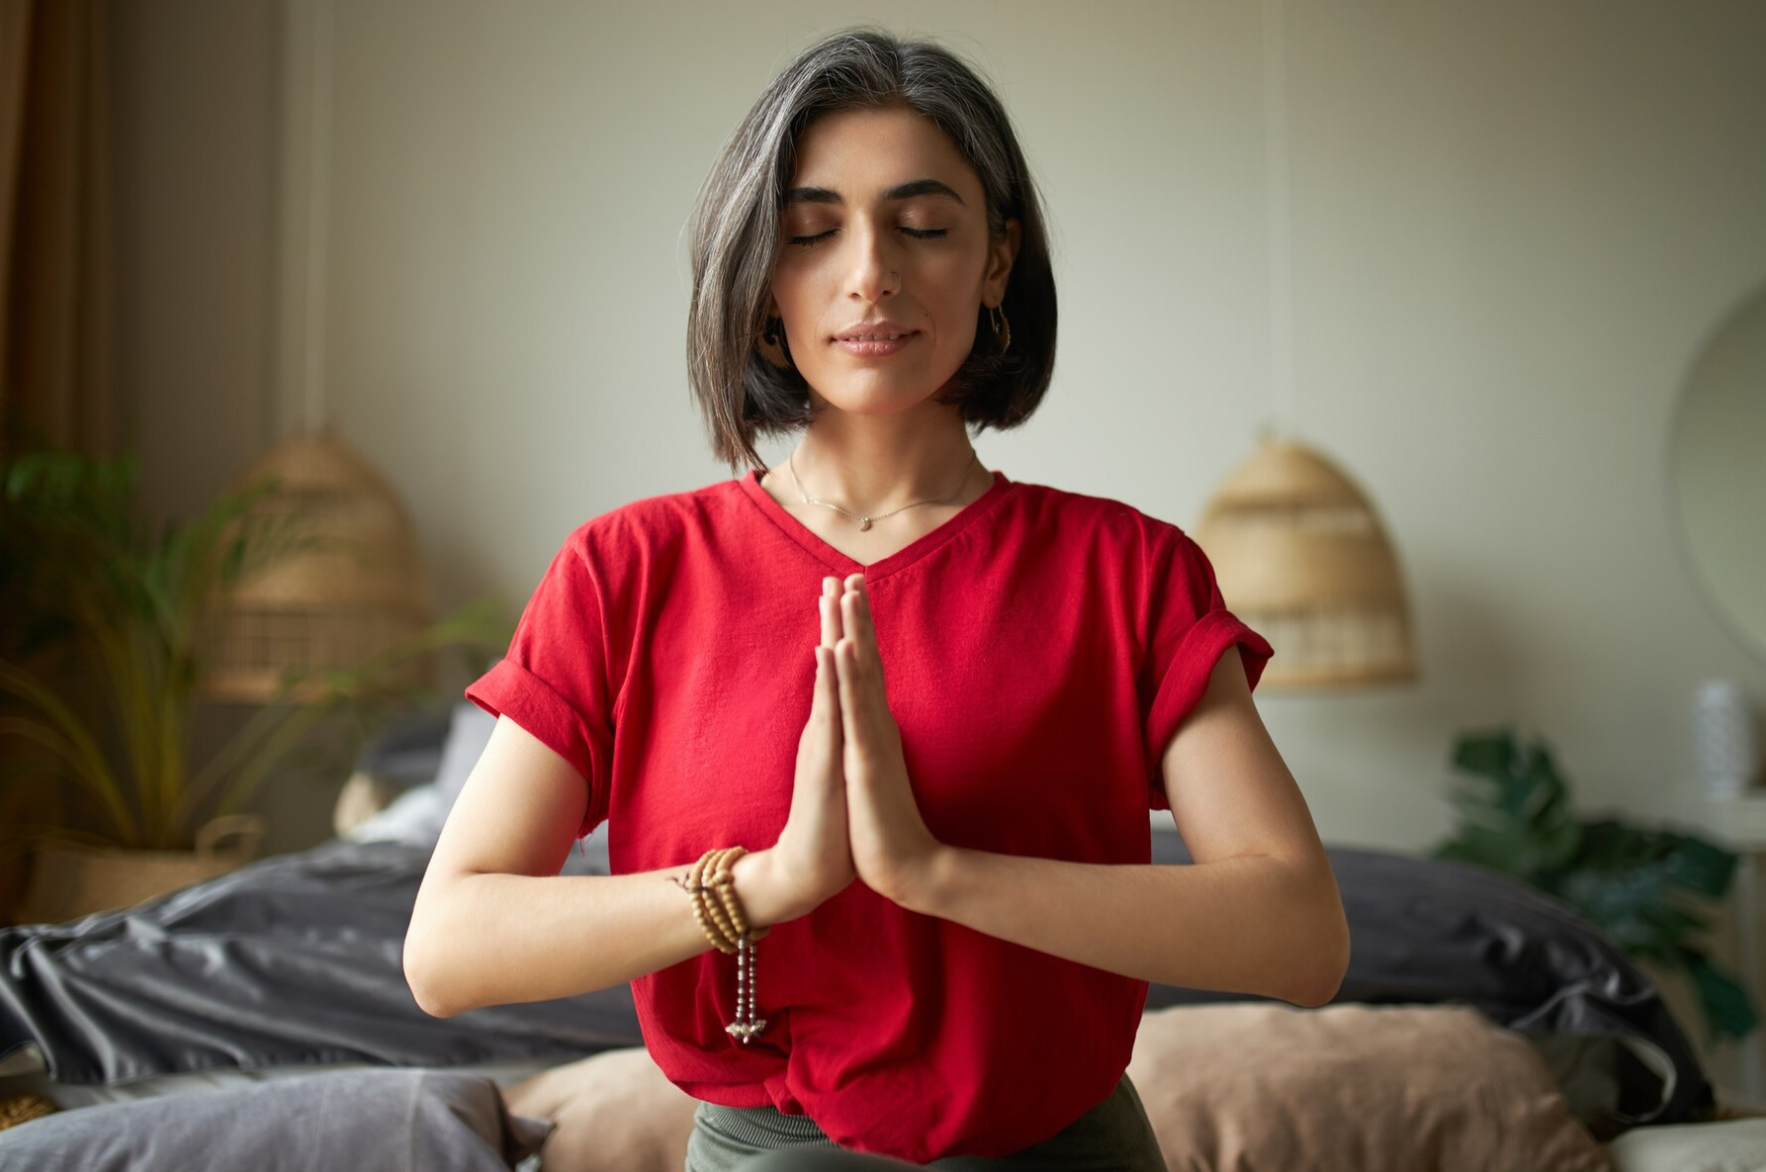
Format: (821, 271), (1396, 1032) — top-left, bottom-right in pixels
(681, 846), (769, 1042)
(726, 934), (768, 1043)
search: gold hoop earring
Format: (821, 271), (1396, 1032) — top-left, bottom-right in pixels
(987, 305), (1012, 355)
(757, 316), (793, 370)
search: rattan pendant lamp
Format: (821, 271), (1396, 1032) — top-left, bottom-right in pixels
(202, 0), (430, 704)
(1195, 2), (1417, 691)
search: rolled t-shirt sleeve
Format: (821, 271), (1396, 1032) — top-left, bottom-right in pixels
(465, 535), (614, 837)
(1142, 528), (1274, 810)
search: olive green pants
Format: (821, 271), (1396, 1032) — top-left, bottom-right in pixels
(684, 1076), (1166, 1172)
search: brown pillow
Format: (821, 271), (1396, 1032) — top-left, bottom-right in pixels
(1126, 1002), (1611, 1172)
(502, 1046), (698, 1172)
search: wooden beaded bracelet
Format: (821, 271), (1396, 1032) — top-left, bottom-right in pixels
(674, 846), (770, 1043)
(700, 848), (744, 950)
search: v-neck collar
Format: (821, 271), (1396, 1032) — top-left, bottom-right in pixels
(737, 466), (1014, 581)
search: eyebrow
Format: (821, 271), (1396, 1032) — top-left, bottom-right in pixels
(784, 178), (967, 207)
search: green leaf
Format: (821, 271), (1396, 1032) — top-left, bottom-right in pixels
(1451, 729), (1520, 782)
(1432, 727), (1758, 1043)
(1538, 817), (1583, 870)
(1683, 951), (1760, 1043)
(1441, 821), (1535, 877)
(1662, 835), (1737, 900)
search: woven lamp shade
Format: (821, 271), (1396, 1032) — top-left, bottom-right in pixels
(1195, 439), (1417, 690)
(202, 429), (432, 703)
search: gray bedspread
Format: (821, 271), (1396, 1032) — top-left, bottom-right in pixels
(1145, 839), (1715, 1128)
(0, 839), (642, 1085)
(0, 834), (1715, 1156)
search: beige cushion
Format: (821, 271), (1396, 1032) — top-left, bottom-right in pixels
(503, 1003), (1613, 1172)
(1606, 1116), (1766, 1172)
(502, 1047), (698, 1172)
(1126, 1002), (1611, 1172)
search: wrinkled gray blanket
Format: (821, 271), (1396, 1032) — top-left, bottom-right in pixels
(1146, 840), (1715, 1127)
(0, 836), (1714, 1138)
(0, 839), (641, 1084)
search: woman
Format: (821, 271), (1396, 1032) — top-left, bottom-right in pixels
(404, 28), (1349, 1171)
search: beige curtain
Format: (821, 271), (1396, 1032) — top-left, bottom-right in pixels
(1, 0), (118, 458)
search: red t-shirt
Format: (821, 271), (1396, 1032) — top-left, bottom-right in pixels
(465, 468), (1271, 1162)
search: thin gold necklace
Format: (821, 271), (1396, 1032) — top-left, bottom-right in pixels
(785, 448), (984, 531)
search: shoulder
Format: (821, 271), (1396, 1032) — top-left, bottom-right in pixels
(556, 477), (750, 571)
(998, 479), (1221, 606)
(1004, 478), (1197, 560)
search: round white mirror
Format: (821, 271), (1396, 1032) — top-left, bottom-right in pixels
(1669, 282), (1766, 662)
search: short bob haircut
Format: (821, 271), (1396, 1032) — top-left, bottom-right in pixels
(686, 29), (1058, 472)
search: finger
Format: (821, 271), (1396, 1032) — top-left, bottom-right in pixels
(812, 645), (844, 758)
(841, 587), (879, 668)
(821, 576), (845, 646)
(839, 631), (886, 729)
(819, 590), (842, 649)
(834, 640), (861, 736)
(812, 644), (841, 727)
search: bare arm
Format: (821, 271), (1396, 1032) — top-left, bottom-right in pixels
(907, 852), (1341, 1005)
(894, 650), (1349, 1006)
(401, 717), (780, 1016)
(405, 579), (856, 1019)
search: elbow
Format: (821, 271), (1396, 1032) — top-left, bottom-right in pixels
(403, 939), (460, 1019)
(1289, 952), (1348, 1008)
(1288, 910), (1351, 1009)
(406, 977), (461, 1020)
(404, 872), (494, 1019)
(403, 911), (470, 1019)
(1278, 862), (1352, 1009)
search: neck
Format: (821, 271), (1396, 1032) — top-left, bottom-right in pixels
(786, 405), (980, 513)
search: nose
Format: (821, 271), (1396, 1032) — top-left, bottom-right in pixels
(842, 219), (900, 304)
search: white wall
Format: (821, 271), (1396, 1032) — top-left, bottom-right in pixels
(123, 1), (1766, 856)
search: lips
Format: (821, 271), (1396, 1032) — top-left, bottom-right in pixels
(834, 321), (915, 342)
(834, 331), (916, 358)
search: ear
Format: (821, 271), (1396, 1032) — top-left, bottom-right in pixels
(982, 219), (1022, 308)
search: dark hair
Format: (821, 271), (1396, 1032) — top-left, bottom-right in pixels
(686, 29), (1058, 471)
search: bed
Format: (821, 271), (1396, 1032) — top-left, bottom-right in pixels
(3, 702), (1763, 1172)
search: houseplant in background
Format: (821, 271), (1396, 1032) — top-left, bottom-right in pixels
(1432, 728), (1759, 1046)
(0, 448), (511, 922)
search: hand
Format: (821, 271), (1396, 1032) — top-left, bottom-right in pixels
(835, 574), (946, 906)
(765, 576), (857, 921)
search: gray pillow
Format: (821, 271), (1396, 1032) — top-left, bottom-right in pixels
(348, 700), (498, 848)
(346, 697), (611, 874)
(0, 1069), (551, 1171)
(435, 699), (499, 807)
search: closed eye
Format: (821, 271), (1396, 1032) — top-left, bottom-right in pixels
(786, 227), (951, 247)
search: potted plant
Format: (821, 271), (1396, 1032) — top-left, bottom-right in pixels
(0, 448), (509, 921)
(1432, 728), (1759, 1046)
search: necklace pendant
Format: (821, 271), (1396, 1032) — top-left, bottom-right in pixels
(858, 517), (873, 532)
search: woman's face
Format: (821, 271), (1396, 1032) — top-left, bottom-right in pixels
(770, 105), (1019, 419)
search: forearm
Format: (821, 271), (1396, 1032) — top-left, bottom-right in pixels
(404, 849), (793, 1017)
(902, 848), (1349, 1006)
